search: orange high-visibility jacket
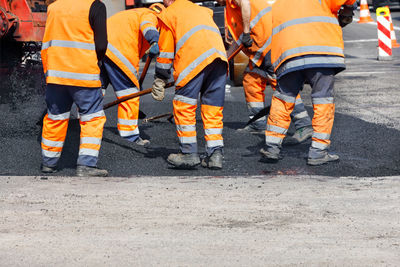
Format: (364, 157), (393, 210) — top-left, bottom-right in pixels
(41, 0), (101, 88)
(225, 0), (272, 67)
(156, 0), (227, 88)
(271, 0), (356, 75)
(106, 8), (159, 89)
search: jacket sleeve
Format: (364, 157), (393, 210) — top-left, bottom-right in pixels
(155, 22), (174, 80)
(140, 13), (159, 45)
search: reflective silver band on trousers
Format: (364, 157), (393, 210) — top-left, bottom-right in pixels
(118, 118), (138, 126)
(265, 135), (283, 145)
(207, 140), (224, 147)
(175, 48), (226, 85)
(42, 137), (64, 148)
(46, 70), (100, 81)
(42, 149), (61, 158)
(311, 140), (329, 150)
(204, 128), (223, 136)
(273, 91), (296, 103)
(107, 43), (139, 80)
(48, 111), (70, 121)
(80, 110), (105, 122)
(80, 137), (102, 146)
(176, 124), (196, 132)
(79, 148), (99, 157)
(173, 95), (197, 106)
(312, 132), (330, 140)
(42, 40), (95, 50)
(266, 125), (287, 135)
(179, 136), (197, 143)
(313, 97), (334, 104)
(119, 128), (139, 137)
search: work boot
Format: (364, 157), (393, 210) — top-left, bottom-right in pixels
(283, 126), (313, 145)
(259, 147), (281, 163)
(167, 153), (200, 169)
(76, 165), (108, 177)
(307, 153), (339, 166)
(201, 149), (223, 170)
(41, 164), (57, 174)
(134, 137), (150, 147)
(236, 125), (264, 135)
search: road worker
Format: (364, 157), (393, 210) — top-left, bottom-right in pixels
(260, 0), (356, 165)
(40, 0), (108, 176)
(219, 0), (313, 145)
(152, 0), (228, 169)
(100, 3), (165, 147)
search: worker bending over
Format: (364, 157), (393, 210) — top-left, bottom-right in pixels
(220, 0), (313, 145)
(40, 0), (108, 176)
(261, 0), (356, 165)
(100, 4), (165, 147)
(152, 0), (228, 169)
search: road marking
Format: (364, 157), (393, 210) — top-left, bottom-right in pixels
(354, 17), (400, 31)
(339, 71), (387, 76)
(344, 39), (378, 43)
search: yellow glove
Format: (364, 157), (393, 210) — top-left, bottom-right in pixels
(152, 77), (166, 101)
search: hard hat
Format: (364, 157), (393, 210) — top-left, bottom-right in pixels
(149, 3), (165, 14)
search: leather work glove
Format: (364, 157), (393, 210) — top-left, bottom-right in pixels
(152, 77), (166, 101)
(149, 42), (160, 58)
(241, 32), (253, 48)
(338, 5), (354, 28)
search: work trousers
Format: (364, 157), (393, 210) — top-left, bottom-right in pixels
(265, 68), (336, 158)
(173, 58), (227, 156)
(243, 63), (311, 130)
(101, 56), (140, 142)
(41, 84), (106, 167)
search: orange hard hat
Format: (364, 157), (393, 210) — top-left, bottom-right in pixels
(149, 3), (165, 14)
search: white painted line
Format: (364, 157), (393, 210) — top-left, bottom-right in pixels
(339, 71), (387, 76)
(344, 39), (378, 43)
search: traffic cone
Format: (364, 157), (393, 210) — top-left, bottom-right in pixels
(358, 0), (374, 23)
(386, 6), (400, 48)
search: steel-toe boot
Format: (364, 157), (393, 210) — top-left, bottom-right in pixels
(76, 165), (108, 177)
(307, 153), (339, 166)
(134, 137), (150, 147)
(259, 147), (281, 163)
(236, 125), (264, 135)
(283, 126), (313, 145)
(167, 153), (200, 169)
(201, 149), (223, 170)
(41, 164), (57, 174)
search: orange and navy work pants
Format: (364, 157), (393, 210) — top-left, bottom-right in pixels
(173, 59), (226, 156)
(265, 68), (336, 158)
(243, 63), (311, 130)
(101, 56), (140, 142)
(41, 84), (106, 167)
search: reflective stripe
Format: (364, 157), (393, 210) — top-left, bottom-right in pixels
(245, 65), (275, 79)
(312, 132), (330, 140)
(48, 111), (70, 121)
(272, 16), (339, 36)
(42, 137), (64, 148)
(265, 135), (283, 145)
(204, 128), (223, 136)
(119, 128), (139, 137)
(107, 43), (139, 80)
(313, 97), (334, 104)
(249, 6), (272, 29)
(176, 124), (196, 132)
(252, 36), (271, 64)
(79, 148), (99, 157)
(140, 21), (152, 28)
(266, 125), (287, 135)
(156, 62), (173, 69)
(159, 52), (174, 59)
(115, 87), (139, 98)
(174, 94), (197, 105)
(277, 56), (345, 76)
(248, 102), (264, 108)
(311, 140), (329, 150)
(273, 46), (344, 69)
(176, 48), (226, 85)
(42, 149), (61, 158)
(81, 137), (102, 145)
(293, 110), (309, 120)
(118, 118), (138, 126)
(142, 26), (158, 37)
(46, 70), (100, 81)
(176, 25), (220, 53)
(42, 40), (95, 51)
(295, 98), (303, 105)
(179, 136), (197, 143)
(273, 91), (296, 103)
(80, 110), (105, 122)
(207, 139), (224, 147)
